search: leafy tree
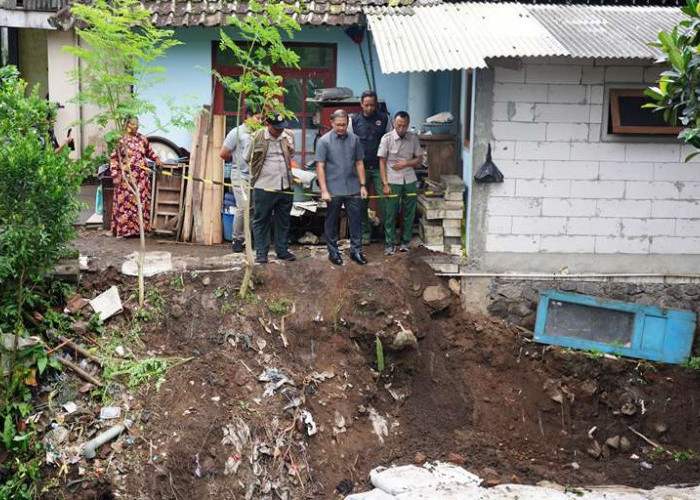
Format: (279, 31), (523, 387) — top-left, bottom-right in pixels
(646, 0), (700, 159)
(66, 0), (182, 306)
(214, 0), (300, 297)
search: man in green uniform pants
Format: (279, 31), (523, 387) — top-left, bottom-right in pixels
(349, 90), (392, 244)
(378, 111), (424, 255)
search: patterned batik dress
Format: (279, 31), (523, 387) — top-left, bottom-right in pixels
(109, 134), (159, 237)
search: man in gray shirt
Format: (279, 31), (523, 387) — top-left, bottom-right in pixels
(219, 107), (260, 253)
(316, 109), (368, 266)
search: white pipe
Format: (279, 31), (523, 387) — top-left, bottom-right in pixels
(436, 272), (700, 281)
(83, 424), (125, 459)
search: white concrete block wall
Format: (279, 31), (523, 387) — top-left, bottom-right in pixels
(485, 59), (700, 255)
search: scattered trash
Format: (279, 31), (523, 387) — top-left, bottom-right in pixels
(211, 396), (220, 402)
(333, 410), (347, 436)
(63, 402), (78, 414)
(89, 286), (123, 321)
(313, 312), (323, 323)
(99, 406), (122, 420)
(224, 453), (242, 476)
(630, 453), (640, 460)
(121, 251), (173, 277)
(298, 231), (319, 244)
(641, 461), (653, 470)
(568, 462), (580, 470)
(115, 345), (126, 358)
(300, 410), (317, 436)
(44, 426), (70, 449)
(368, 407), (388, 444)
(221, 419), (250, 453)
(194, 453), (202, 478)
(83, 424), (125, 459)
(258, 369), (294, 397)
(620, 402), (637, 416)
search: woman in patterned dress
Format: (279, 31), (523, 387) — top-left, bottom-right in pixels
(109, 117), (162, 237)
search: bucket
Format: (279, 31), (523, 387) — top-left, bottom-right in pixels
(222, 211), (235, 241)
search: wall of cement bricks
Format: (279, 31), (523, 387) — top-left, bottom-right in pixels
(485, 59), (700, 257)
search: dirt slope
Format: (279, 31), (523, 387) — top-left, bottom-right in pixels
(58, 247), (700, 499)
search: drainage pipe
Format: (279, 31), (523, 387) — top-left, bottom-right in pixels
(83, 424), (125, 459)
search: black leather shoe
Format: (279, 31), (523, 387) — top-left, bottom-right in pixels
(256, 254), (268, 264)
(328, 253), (343, 266)
(277, 251), (296, 262)
(231, 239), (244, 253)
(350, 252), (368, 265)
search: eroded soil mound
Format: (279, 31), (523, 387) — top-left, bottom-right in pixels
(55, 247), (700, 498)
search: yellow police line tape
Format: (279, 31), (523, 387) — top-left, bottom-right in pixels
(156, 168), (440, 200)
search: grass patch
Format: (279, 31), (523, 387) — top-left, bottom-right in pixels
(104, 357), (191, 392)
(267, 297), (292, 315)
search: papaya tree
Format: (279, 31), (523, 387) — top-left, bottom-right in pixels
(65, 0), (181, 306)
(214, 0), (300, 297)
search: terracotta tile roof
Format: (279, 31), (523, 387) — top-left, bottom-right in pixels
(142, 0), (441, 27)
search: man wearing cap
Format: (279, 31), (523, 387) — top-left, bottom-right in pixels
(378, 111), (424, 255)
(246, 115), (296, 264)
(348, 90), (392, 245)
(316, 109), (368, 266)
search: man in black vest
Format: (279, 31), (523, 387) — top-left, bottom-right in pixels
(349, 90), (392, 245)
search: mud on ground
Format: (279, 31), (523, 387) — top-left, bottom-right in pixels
(54, 246), (700, 498)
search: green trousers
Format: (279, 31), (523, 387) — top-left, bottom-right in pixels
(384, 181), (418, 246)
(361, 168), (387, 241)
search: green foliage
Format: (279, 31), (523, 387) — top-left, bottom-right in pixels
(0, 66), (88, 332)
(105, 356), (188, 391)
(647, 0), (700, 158)
(170, 274), (185, 292)
(685, 356), (700, 370)
(375, 337), (385, 372)
(588, 348), (604, 360)
(674, 449), (695, 462)
(65, 0), (183, 140)
(0, 455), (44, 499)
(267, 297), (292, 315)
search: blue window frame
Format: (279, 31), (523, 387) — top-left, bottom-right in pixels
(534, 290), (696, 365)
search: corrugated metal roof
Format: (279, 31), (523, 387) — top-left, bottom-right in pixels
(529, 5), (684, 59)
(368, 3), (684, 73)
(367, 3), (568, 73)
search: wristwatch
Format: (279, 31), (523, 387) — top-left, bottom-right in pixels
(360, 183), (366, 187)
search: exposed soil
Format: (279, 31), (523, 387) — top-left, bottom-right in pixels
(50, 243), (700, 499)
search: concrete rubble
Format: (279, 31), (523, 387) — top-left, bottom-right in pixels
(346, 463), (700, 499)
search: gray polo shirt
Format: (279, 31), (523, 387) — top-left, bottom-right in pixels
(315, 131), (364, 196)
(222, 123), (251, 181)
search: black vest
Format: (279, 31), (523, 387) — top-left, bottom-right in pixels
(351, 112), (388, 168)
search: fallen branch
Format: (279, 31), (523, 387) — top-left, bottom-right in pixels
(57, 356), (104, 387)
(58, 335), (102, 364)
(46, 339), (71, 356)
(627, 426), (673, 456)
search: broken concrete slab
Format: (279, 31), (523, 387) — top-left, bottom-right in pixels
(121, 251), (173, 277)
(89, 286), (122, 321)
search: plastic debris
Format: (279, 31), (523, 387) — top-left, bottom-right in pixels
(300, 410), (317, 436)
(369, 407), (388, 444)
(224, 453), (242, 476)
(100, 406), (122, 420)
(258, 369), (294, 397)
(194, 453), (202, 478)
(221, 419), (250, 454)
(83, 424), (125, 459)
(63, 402), (78, 414)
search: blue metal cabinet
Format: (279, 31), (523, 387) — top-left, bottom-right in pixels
(534, 290), (696, 364)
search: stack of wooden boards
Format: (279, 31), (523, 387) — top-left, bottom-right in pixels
(417, 175), (465, 256)
(179, 110), (226, 245)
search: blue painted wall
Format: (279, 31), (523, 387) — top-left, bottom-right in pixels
(139, 26), (411, 149)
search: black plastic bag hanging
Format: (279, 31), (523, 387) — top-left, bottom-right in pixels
(474, 144), (504, 183)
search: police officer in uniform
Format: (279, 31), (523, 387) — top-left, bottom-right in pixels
(348, 90), (392, 245)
